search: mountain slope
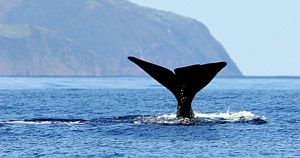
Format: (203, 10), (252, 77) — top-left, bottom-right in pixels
(0, 24), (102, 76)
(0, 0), (242, 76)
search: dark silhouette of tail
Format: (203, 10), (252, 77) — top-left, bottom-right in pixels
(128, 56), (227, 118)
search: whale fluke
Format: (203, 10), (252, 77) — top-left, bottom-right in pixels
(128, 56), (227, 118)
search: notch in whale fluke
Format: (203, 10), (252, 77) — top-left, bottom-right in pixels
(128, 56), (227, 118)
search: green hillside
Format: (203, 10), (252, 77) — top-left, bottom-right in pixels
(0, 0), (242, 76)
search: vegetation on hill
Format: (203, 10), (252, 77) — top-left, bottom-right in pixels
(0, 0), (242, 76)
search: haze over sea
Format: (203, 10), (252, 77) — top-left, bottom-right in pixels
(0, 77), (299, 157)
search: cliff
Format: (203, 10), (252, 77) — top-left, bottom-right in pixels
(0, 0), (242, 76)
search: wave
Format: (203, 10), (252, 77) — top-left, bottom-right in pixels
(0, 111), (267, 126)
(0, 119), (92, 125)
(131, 111), (267, 125)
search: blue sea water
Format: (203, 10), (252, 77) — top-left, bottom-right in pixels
(0, 77), (299, 157)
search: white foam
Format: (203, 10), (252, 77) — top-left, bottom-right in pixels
(195, 111), (266, 121)
(0, 111), (267, 125)
(0, 120), (87, 125)
(134, 111), (267, 125)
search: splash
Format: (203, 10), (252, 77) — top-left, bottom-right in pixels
(0, 111), (267, 125)
(132, 111), (267, 125)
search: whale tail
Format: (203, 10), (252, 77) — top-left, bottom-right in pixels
(128, 56), (227, 118)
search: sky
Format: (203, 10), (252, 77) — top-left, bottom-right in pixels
(129, 0), (300, 76)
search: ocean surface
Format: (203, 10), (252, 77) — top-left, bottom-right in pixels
(0, 77), (299, 157)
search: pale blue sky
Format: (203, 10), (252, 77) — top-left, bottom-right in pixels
(129, 0), (300, 76)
